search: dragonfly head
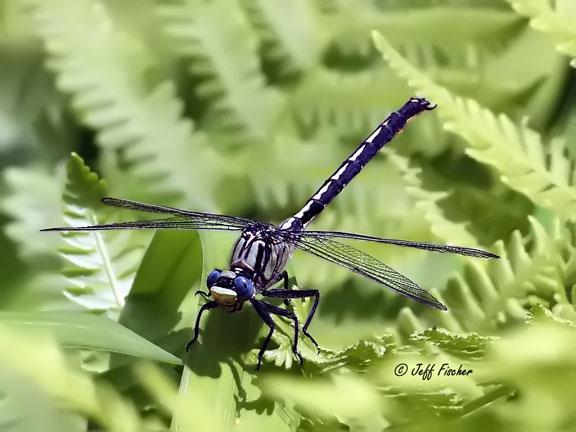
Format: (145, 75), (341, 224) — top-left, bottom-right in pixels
(206, 269), (255, 307)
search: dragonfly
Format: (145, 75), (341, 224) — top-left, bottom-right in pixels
(43, 98), (497, 370)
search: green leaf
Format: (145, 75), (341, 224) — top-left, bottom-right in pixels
(390, 216), (575, 341)
(158, 0), (285, 138)
(242, 0), (323, 75)
(0, 325), (154, 431)
(287, 69), (416, 139)
(1, 165), (63, 260)
(476, 319), (576, 429)
(0, 365), (85, 432)
(57, 153), (143, 313)
(387, 151), (480, 248)
(260, 373), (385, 428)
(325, 5), (520, 61)
(0, 311), (180, 364)
(25, 0), (218, 208)
(373, 30), (576, 220)
(506, 0), (576, 67)
(409, 327), (495, 361)
(119, 229), (203, 345)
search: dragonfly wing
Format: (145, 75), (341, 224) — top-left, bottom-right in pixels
(101, 197), (257, 227)
(41, 217), (248, 232)
(293, 235), (447, 311)
(41, 197), (266, 232)
(299, 231), (498, 259)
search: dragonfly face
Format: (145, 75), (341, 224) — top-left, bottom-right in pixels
(206, 269), (255, 310)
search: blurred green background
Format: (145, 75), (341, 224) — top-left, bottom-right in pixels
(1, 0), (576, 431)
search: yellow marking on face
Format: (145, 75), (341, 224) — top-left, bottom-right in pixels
(210, 286), (237, 306)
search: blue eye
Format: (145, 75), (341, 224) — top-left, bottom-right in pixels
(206, 269), (221, 287)
(234, 276), (255, 298)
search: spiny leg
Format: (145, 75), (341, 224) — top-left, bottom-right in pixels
(269, 270), (290, 290)
(250, 299), (276, 371)
(266, 270), (291, 306)
(261, 301), (303, 366)
(263, 289), (320, 348)
(186, 300), (218, 351)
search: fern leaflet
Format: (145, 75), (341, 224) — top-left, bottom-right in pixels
(2, 165), (63, 260)
(392, 216), (575, 341)
(57, 154), (143, 314)
(158, 0), (284, 139)
(387, 152), (481, 248)
(373, 31), (576, 220)
(25, 0), (218, 209)
(506, 0), (576, 67)
(242, 0), (323, 76)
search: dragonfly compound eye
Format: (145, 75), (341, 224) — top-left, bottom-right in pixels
(234, 276), (255, 299)
(206, 269), (221, 287)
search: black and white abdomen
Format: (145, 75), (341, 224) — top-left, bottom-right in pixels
(230, 227), (294, 290)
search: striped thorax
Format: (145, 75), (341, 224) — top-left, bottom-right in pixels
(230, 224), (294, 290)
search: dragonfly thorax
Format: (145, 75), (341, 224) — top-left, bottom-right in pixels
(231, 226), (295, 290)
(206, 269), (255, 311)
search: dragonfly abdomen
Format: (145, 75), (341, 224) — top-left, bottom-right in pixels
(280, 98), (435, 230)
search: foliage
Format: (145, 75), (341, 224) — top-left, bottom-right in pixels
(0, 0), (575, 431)
(506, 0), (576, 67)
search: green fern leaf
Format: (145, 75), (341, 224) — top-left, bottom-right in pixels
(324, 5), (519, 63)
(260, 373), (384, 428)
(242, 0), (323, 75)
(158, 0), (284, 138)
(0, 365), (83, 432)
(387, 152), (480, 248)
(506, 0), (576, 67)
(0, 326), (151, 431)
(259, 330), (495, 426)
(373, 31), (576, 220)
(409, 327), (495, 361)
(2, 165), (63, 260)
(58, 153), (143, 314)
(289, 68), (420, 138)
(393, 216), (574, 341)
(25, 0), (217, 208)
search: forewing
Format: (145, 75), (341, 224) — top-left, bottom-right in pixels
(41, 217), (248, 232)
(42, 197), (263, 232)
(293, 235), (447, 310)
(101, 197), (256, 227)
(299, 231), (497, 259)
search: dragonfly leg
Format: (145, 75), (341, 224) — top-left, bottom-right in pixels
(250, 299), (276, 370)
(186, 300), (218, 351)
(261, 301), (303, 366)
(263, 289), (320, 349)
(278, 271), (290, 290)
(266, 271), (292, 306)
(194, 290), (211, 299)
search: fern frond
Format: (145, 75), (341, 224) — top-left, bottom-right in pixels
(241, 0), (324, 76)
(0, 326), (152, 431)
(324, 6), (520, 63)
(288, 68), (412, 137)
(373, 31), (576, 220)
(506, 0), (576, 67)
(393, 216), (574, 341)
(2, 165), (63, 260)
(25, 0), (217, 209)
(387, 152), (480, 248)
(260, 329), (493, 424)
(58, 154), (143, 314)
(158, 0), (284, 138)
